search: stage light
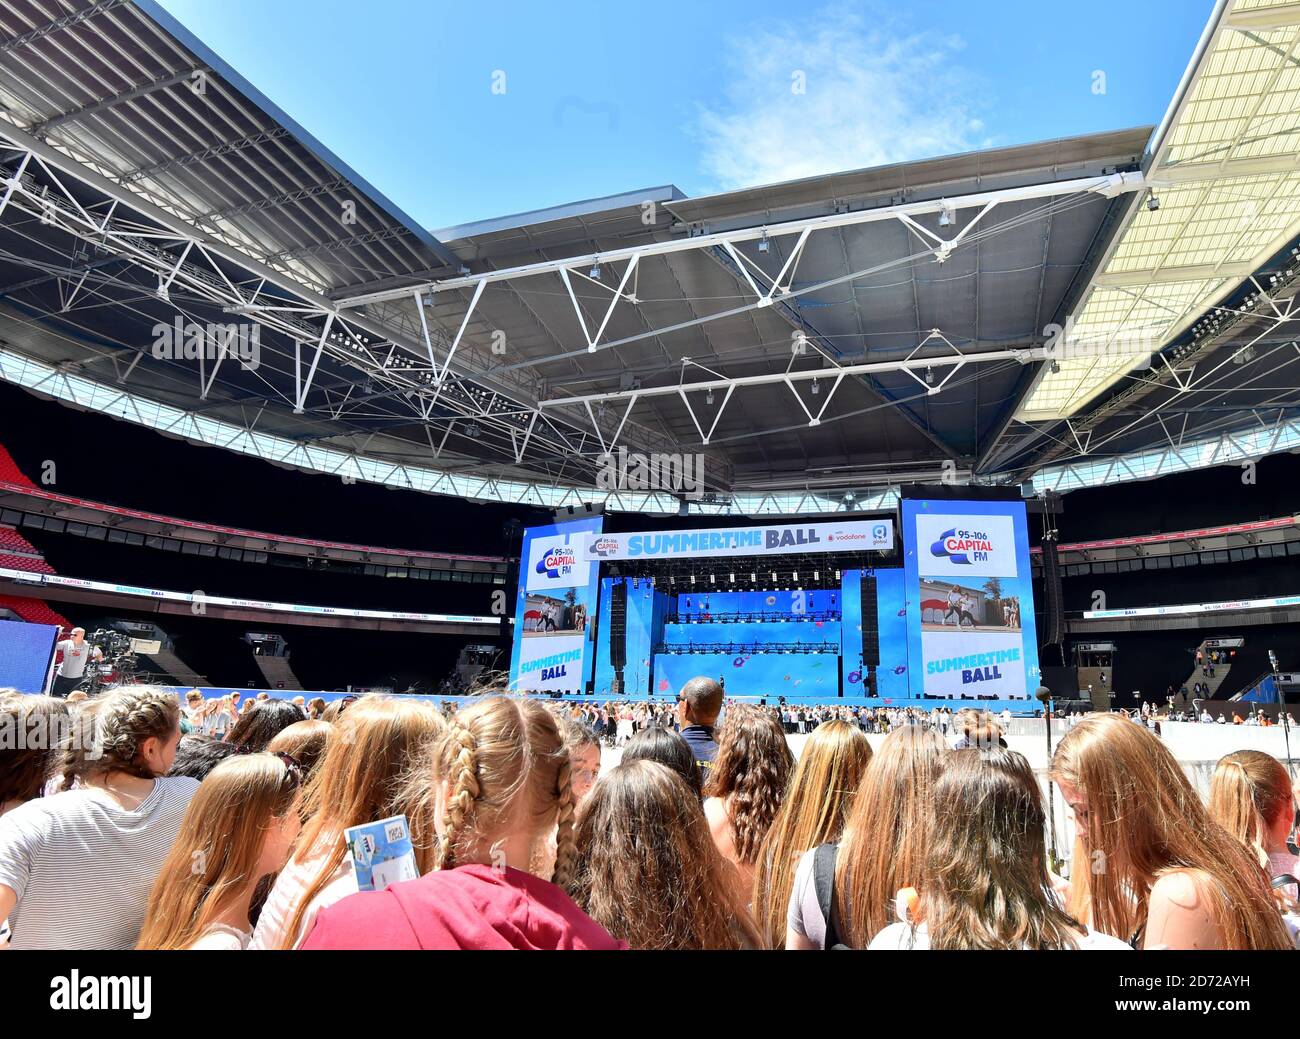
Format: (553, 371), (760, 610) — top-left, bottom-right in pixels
(835, 569), (841, 580)
(1146, 193), (1160, 212)
(729, 573), (735, 583)
(589, 264), (602, 279)
(689, 575), (695, 585)
(811, 378), (820, 395)
(751, 573), (757, 583)
(758, 232), (769, 253)
(925, 367), (934, 385)
(706, 388), (714, 405)
(771, 571), (777, 582)
(813, 570), (819, 581)
(709, 573), (715, 583)
(937, 201), (954, 227)
(792, 570), (799, 581)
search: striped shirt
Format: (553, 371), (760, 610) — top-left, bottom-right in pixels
(0, 777), (199, 950)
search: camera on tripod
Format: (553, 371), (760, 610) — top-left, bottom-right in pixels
(79, 628), (140, 694)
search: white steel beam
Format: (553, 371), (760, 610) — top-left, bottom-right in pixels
(540, 345), (1046, 410)
(335, 172), (1146, 309)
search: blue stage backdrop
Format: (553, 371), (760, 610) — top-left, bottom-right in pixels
(592, 577), (668, 696)
(839, 569), (909, 700)
(509, 517), (603, 694)
(653, 651), (840, 699)
(0, 618), (58, 693)
(901, 498), (1040, 700)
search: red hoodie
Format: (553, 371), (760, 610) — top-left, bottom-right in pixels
(301, 864), (627, 950)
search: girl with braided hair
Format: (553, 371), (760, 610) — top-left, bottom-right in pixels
(0, 685), (197, 949)
(302, 696), (624, 949)
(251, 696), (443, 949)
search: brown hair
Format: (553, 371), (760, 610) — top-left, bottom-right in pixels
(572, 759), (756, 949)
(965, 712), (1003, 749)
(224, 699), (305, 752)
(920, 748), (1081, 949)
(435, 696), (576, 888)
(0, 692), (69, 806)
(61, 685), (181, 787)
(137, 753), (300, 949)
(703, 704), (793, 866)
(751, 719), (872, 948)
(266, 719), (333, 780)
(835, 725), (948, 947)
(278, 696), (444, 948)
(1052, 714), (1291, 949)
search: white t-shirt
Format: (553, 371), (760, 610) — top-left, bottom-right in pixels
(0, 777), (199, 949)
(868, 920), (1131, 950)
(55, 639), (96, 679)
(249, 842), (357, 949)
(188, 923), (251, 950)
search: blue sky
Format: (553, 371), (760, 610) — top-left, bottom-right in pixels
(156, 0), (1215, 234)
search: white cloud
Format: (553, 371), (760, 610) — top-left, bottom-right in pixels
(691, 6), (990, 193)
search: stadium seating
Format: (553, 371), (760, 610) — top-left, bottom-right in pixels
(0, 442), (35, 488)
(0, 552), (55, 574)
(0, 594), (70, 631)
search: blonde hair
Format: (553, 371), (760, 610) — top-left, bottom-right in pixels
(1052, 714), (1291, 949)
(835, 725), (948, 947)
(1208, 750), (1293, 872)
(278, 696), (444, 948)
(751, 719), (872, 948)
(435, 696), (576, 888)
(136, 753), (300, 949)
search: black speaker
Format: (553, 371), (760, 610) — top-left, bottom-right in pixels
(1041, 537), (1064, 648)
(609, 580), (628, 669)
(859, 572), (879, 667)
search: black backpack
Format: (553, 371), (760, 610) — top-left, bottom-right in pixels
(811, 842), (851, 950)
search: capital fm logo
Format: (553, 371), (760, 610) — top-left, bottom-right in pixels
(536, 543), (578, 579)
(930, 527), (994, 565)
(588, 537), (619, 558)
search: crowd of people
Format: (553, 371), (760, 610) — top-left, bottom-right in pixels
(1, 678), (1298, 950)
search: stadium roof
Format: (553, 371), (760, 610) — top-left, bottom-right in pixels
(0, 0), (1296, 515)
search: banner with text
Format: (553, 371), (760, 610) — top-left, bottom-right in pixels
(583, 519), (893, 561)
(509, 517), (603, 693)
(902, 499), (1039, 700)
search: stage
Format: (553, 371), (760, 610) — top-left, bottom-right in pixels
(509, 498), (1044, 706)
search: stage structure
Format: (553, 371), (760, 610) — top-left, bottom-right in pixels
(508, 494), (1043, 711)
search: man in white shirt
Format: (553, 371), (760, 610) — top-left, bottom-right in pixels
(51, 627), (102, 698)
(943, 586), (962, 626)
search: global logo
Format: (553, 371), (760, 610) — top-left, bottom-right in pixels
(588, 537), (620, 558)
(930, 528), (994, 565)
(872, 523), (889, 544)
(536, 546), (578, 579)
